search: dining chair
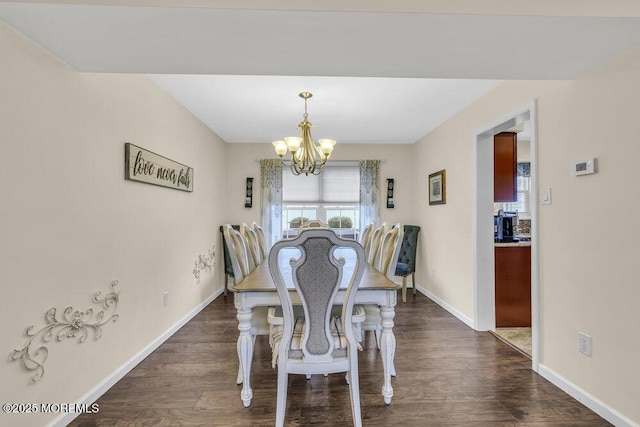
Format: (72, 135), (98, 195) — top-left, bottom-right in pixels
(362, 225), (403, 349)
(222, 224), (270, 384)
(267, 229), (366, 427)
(220, 224), (240, 296)
(366, 222), (388, 265)
(252, 221), (268, 260)
(224, 224), (251, 277)
(395, 225), (421, 302)
(360, 221), (374, 258)
(241, 222), (263, 269)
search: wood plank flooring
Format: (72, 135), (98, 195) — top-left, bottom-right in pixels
(70, 292), (609, 426)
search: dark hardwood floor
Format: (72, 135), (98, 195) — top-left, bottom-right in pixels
(70, 292), (609, 426)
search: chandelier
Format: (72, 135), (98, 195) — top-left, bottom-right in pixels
(272, 92), (336, 176)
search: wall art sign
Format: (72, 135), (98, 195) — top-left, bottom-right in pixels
(125, 143), (193, 192)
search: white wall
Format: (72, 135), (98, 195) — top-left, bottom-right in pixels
(413, 46), (640, 424)
(0, 22), (227, 426)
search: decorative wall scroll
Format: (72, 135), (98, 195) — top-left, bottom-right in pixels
(11, 281), (120, 383)
(193, 245), (216, 284)
(125, 143), (194, 192)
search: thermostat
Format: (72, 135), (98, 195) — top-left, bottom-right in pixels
(573, 158), (596, 176)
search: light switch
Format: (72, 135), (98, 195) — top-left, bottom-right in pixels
(541, 188), (552, 205)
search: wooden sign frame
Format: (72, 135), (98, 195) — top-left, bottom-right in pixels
(125, 143), (193, 192)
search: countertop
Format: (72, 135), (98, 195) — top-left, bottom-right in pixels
(495, 241), (531, 247)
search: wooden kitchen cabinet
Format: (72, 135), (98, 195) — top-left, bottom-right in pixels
(495, 245), (531, 327)
(494, 131), (517, 202)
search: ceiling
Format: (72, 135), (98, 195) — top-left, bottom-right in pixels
(2, 1), (640, 144)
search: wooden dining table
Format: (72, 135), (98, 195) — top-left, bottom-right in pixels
(231, 245), (400, 408)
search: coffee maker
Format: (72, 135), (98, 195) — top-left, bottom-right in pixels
(494, 210), (517, 242)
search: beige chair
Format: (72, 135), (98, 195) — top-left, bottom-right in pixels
(252, 221), (268, 260)
(362, 225), (403, 349)
(268, 229), (366, 427)
(360, 222), (375, 257)
(375, 224), (404, 279)
(223, 224), (251, 278)
(366, 222), (388, 265)
(222, 224), (270, 384)
(241, 222), (263, 269)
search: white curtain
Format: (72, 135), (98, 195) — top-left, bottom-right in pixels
(260, 159), (283, 248)
(359, 160), (380, 235)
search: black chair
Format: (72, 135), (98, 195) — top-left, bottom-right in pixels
(395, 225), (420, 302)
(220, 224), (240, 296)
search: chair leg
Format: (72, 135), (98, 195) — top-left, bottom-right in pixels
(275, 369), (288, 427)
(412, 273), (417, 295)
(402, 276), (407, 302)
(223, 275), (229, 297)
(347, 364), (362, 427)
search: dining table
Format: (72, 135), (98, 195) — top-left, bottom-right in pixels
(231, 244), (400, 408)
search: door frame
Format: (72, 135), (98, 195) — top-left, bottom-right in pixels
(473, 99), (539, 371)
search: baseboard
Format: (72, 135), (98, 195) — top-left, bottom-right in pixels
(416, 285), (636, 426)
(49, 287), (224, 427)
(537, 364), (638, 427)
(417, 285), (475, 329)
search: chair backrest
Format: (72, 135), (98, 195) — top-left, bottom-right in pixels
(268, 229), (366, 364)
(366, 222), (388, 265)
(360, 222), (374, 256)
(220, 224), (240, 279)
(396, 225), (421, 270)
(241, 222), (263, 269)
(252, 221), (268, 260)
(223, 224), (251, 281)
(375, 225), (404, 280)
(298, 219), (329, 231)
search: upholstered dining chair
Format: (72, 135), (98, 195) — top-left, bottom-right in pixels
(222, 224), (270, 384)
(395, 225), (421, 302)
(241, 222), (263, 269)
(360, 221), (374, 258)
(252, 221), (268, 260)
(220, 224), (240, 296)
(267, 229), (366, 427)
(366, 222), (388, 265)
(224, 225), (251, 277)
(362, 225), (403, 350)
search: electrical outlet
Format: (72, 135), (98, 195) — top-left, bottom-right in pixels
(578, 332), (592, 356)
(163, 291), (169, 307)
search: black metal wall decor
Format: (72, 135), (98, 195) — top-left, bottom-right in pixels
(386, 178), (395, 208)
(245, 177), (253, 208)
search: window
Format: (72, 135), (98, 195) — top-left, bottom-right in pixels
(281, 162), (360, 239)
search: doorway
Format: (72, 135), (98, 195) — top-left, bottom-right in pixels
(473, 100), (539, 371)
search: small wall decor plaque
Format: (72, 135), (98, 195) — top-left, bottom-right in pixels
(125, 143), (193, 192)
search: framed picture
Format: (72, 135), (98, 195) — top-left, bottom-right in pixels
(428, 169), (446, 205)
